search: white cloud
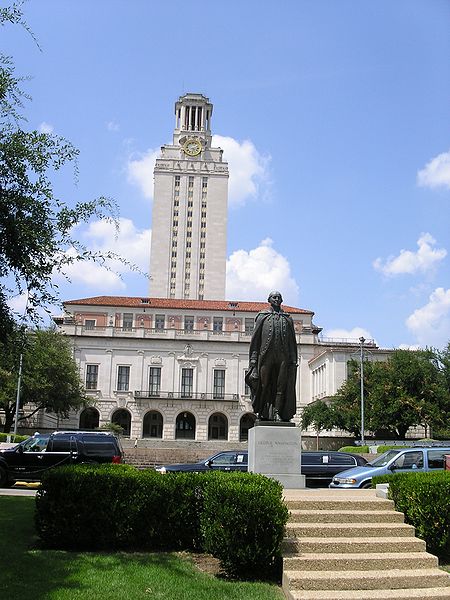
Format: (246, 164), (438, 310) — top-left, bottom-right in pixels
(226, 238), (299, 304)
(323, 327), (374, 342)
(417, 150), (450, 189)
(213, 134), (271, 206)
(106, 120), (120, 132)
(127, 148), (160, 199)
(39, 122), (54, 134)
(373, 233), (447, 277)
(6, 292), (29, 317)
(55, 218), (151, 291)
(406, 287), (450, 348)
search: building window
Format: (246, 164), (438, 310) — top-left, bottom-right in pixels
(181, 368), (193, 398)
(79, 407), (99, 430)
(213, 317), (223, 332)
(155, 314), (165, 330)
(213, 369), (225, 399)
(117, 366), (130, 391)
(175, 411), (195, 440)
(240, 413), (256, 442)
(202, 177), (208, 188)
(143, 411), (163, 438)
(188, 200), (193, 207)
(188, 176), (194, 187)
(85, 364), (98, 390)
(245, 318), (254, 334)
(244, 369), (250, 395)
(200, 231), (206, 238)
(122, 313), (133, 331)
(84, 319), (96, 330)
(208, 413), (228, 440)
(174, 175), (180, 187)
(184, 316), (194, 331)
(112, 409), (131, 437)
(149, 367), (161, 397)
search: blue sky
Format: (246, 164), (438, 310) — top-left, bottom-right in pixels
(3, 0), (450, 350)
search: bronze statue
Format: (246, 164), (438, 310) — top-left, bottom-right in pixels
(245, 291), (298, 422)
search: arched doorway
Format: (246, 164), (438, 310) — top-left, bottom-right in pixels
(112, 409), (131, 437)
(79, 407), (100, 430)
(208, 412), (228, 440)
(239, 413), (256, 441)
(143, 411), (163, 438)
(175, 411), (196, 440)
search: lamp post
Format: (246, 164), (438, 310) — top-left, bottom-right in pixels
(359, 336), (365, 446)
(13, 352), (23, 437)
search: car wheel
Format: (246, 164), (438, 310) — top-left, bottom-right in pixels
(0, 466), (12, 488)
(360, 481), (372, 489)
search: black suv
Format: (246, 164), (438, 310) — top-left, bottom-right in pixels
(0, 431), (123, 487)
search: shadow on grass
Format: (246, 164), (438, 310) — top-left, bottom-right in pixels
(1, 496), (283, 600)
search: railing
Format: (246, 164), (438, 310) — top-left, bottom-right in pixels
(318, 336), (376, 347)
(134, 390), (240, 402)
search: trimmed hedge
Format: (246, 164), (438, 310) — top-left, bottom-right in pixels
(372, 471), (450, 556)
(0, 433), (29, 443)
(201, 472), (288, 579)
(376, 445), (410, 454)
(339, 445), (369, 453)
(35, 465), (288, 579)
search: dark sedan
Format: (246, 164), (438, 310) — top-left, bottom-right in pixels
(154, 450), (248, 473)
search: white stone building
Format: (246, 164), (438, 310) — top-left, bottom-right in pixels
(43, 93), (393, 445)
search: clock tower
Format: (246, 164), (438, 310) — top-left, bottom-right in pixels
(149, 93), (229, 300)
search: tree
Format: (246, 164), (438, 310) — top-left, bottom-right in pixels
(326, 350), (450, 440)
(301, 400), (335, 449)
(0, 327), (89, 432)
(0, 4), (122, 332)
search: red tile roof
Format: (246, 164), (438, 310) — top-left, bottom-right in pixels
(63, 296), (313, 315)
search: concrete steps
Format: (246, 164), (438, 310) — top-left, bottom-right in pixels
(281, 489), (450, 600)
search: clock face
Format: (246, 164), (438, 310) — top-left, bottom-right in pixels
(183, 138), (202, 156)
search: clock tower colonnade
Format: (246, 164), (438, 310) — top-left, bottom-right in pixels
(149, 93), (229, 300)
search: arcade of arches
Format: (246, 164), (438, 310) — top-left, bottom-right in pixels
(79, 408), (255, 441)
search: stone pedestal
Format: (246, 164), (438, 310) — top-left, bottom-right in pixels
(248, 423), (305, 489)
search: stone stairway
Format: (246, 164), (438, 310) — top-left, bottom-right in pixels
(281, 489), (450, 600)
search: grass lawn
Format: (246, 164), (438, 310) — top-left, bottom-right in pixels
(1, 496), (284, 600)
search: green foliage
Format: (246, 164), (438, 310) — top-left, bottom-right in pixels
(3, 496), (282, 600)
(0, 327), (89, 432)
(0, 5), (126, 333)
(338, 445), (369, 453)
(97, 422), (124, 435)
(372, 471), (450, 556)
(200, 472), (288, 579)
(301, 401), (335, 448)
(0, 432), (28, 442)
(376, 445), (410, 454)
(328, 349), (450, 439)
(35, 466), (288, 580)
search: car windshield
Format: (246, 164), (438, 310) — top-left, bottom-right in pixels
(368, 449), (402, 467)
(21, 434), (50, 452)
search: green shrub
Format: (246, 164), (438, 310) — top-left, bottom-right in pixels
(200, 472), (288, 579)
(35, 465), (288, 580)
(0, 433), (29, 443)
(376, 445), (412, 453)
(339, 445), (369, 453)
(372, 471), (450, 556)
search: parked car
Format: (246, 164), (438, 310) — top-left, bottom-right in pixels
(155, 450), (248, 473)
(0, 431), (124, 487)
(154, 450), (366, 486)
(301, 451), (367, 486)
(329, 446), (450, 489)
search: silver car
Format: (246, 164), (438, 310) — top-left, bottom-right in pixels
(329, 446), (450, 489)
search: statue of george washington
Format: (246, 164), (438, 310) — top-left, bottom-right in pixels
(245, 291), (298, 422)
